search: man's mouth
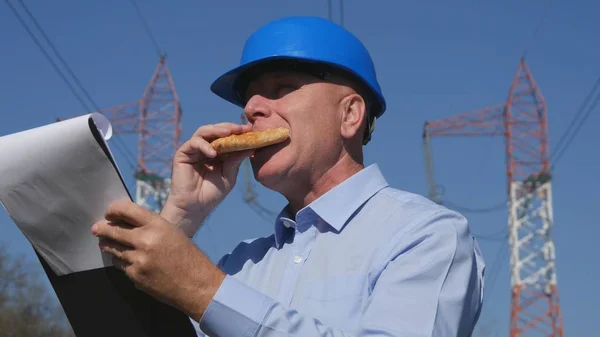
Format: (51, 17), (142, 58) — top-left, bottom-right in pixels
(250, 136), (289, 160)
(246, 125), (290, 160)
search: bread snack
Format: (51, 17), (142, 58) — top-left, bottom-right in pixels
(210, 128), (290, 154)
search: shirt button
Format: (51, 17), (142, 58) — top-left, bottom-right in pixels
(293, 256), (302, 264)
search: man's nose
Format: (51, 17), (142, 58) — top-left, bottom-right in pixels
(244, 95), (272, 123)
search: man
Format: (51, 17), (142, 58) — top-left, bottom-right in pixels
(92, 16), (485, 336)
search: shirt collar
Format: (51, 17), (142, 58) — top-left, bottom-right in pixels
(273, 164), (389, 248)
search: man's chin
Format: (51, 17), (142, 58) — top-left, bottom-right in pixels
(250, 157), (275, 177)
(250, 157), (285, 186)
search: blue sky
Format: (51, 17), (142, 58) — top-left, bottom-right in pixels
(1, 0), (598, 335)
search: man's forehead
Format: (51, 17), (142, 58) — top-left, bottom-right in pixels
(244, 69), (324, 95)
(236, 61), (358, 102)
(251, 69), (320, 83)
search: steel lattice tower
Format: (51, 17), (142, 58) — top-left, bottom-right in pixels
(422, 58), (564, 337)
(100, 55), (182, 213)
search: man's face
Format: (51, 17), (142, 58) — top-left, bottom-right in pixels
(242, 69), (351, 191)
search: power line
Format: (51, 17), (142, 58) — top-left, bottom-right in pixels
(449, 73), (599, 209)
(445, 200), (506, 214)
(550, 75), (600, 168)
(481, 240), (508, 307)
(473, 227), (508, 241)
(128, 0), (163, 57)
(450, 75), (599, 212)
(16, 0), (99, 118)
(440, 136), (504, 213)
(4, 0), (89, 114)
(326, 0), (344, 27)
(5, 0), (137, 170)
(16, 0), (138, 166)
(340, 0), (344, 27)
(522, 0), (554, 59)
(519, 0), (599, 169)
(442, 1), (558, 212)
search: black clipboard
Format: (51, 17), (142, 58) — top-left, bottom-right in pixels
(36, 250), (197, 337)
(30, 116), (198, 337)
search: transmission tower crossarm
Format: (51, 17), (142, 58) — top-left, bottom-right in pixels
(422, 103), (505, 204)
(100, 101), (140, 134)
(424, 103), (506, 138)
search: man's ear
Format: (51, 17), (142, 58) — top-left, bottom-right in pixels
(340, 93), (366, 140)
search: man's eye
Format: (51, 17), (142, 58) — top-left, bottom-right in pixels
(276, 85), (296, 97)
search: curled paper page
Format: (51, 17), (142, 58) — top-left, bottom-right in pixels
(0, 113), (131, 276)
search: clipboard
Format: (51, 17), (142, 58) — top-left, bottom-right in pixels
(35, 250), (197, 336)
(0, 113), (198, 336)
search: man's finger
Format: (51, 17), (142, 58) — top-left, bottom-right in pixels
(175, 138), (214, 164)
(191, 137), (218, 158)
(92, 219), (136, 246)
(99, 238), (134, 263)
(105, 200), (153, 228)
(180, 123), (254, 163)
(192, 123), (246, 139)
(240, 123), (253, 133)
(111, 255), (132, 272)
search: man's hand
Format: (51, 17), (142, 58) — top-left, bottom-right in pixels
(92, 200), (224, 322)
(161, 122), (253, 236)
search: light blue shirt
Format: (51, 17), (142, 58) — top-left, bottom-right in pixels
(193, 164), (485, 336)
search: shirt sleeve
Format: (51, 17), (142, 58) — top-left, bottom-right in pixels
(198, 210), (485, 337)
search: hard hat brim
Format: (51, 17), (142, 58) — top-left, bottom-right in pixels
(210, 56), (386, 117)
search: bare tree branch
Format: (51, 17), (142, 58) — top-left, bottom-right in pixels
(0, 243), (74, 337)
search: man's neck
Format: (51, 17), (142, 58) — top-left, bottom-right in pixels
(287, 154), (364, 215)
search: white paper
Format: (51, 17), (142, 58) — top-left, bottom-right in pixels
(0, 113), (131, 276)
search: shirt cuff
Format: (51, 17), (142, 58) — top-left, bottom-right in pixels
(199, 275), (274, 337)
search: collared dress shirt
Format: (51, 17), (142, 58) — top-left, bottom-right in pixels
(193, 164), (485, 336)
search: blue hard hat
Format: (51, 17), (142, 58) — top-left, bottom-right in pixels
(210, 16), (386, 119)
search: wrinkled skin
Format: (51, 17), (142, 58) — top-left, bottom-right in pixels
(160, 122), (253, 236)
(243, 71), (368, 212)
(92, 200), (221, 322)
